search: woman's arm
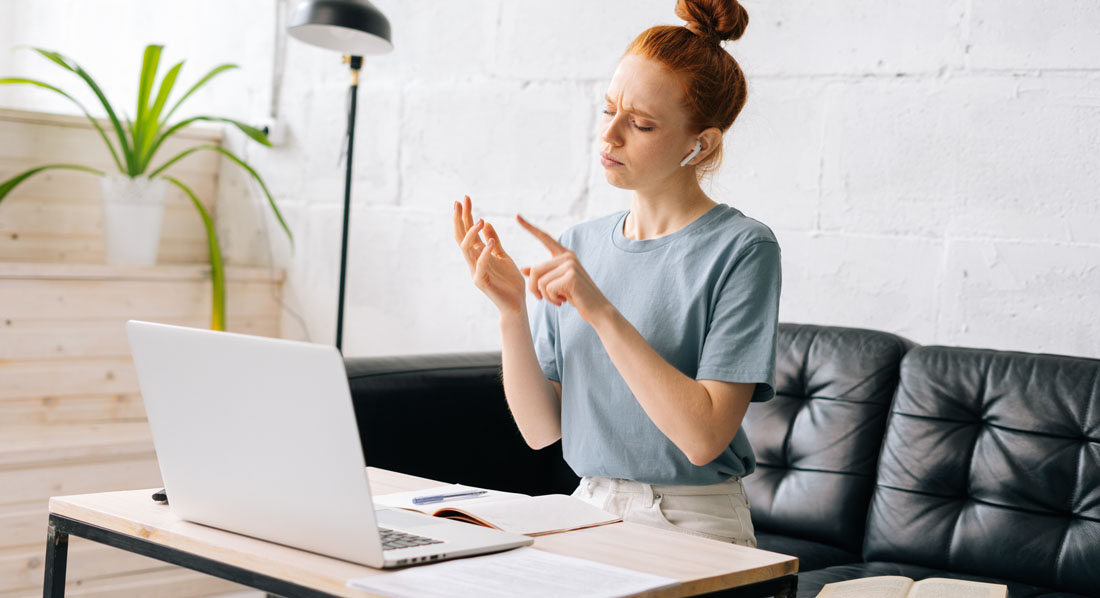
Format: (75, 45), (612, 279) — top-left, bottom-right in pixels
(499, 307), (563, 450)
(589, 305), (754, 465)
(453, 196), (562, 450)
(517, 215), (754, 465)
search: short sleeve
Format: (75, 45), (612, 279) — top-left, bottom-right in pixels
(530, 298), (561, 383)
(696, 240), (782, 402)
(530, 232), (569, 383)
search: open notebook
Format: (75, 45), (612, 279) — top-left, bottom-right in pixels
(374, 484), (621, 536)
(817, 576), (1007, 598)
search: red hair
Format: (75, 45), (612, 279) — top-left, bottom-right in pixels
(626, 0), (750, 177)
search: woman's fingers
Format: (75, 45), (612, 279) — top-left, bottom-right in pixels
(460, 219), (486, 269)
(462, 219), (485, 248)
(452, 200), (466, 244)
(454, 196), (507, 258)
(482, 221), (508, 257)
(537, 262), (572, 306)
(523, 254), (570, 300)
(474, 238), (495, 283)
(462, 195), (475, 231)
(517, 214), (568, 256)
(523, 259), (552, 299)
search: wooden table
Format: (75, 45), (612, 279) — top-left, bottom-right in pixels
(44, 467), (798, 597)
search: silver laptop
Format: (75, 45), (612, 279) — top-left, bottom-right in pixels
(125, 320), (533, 568)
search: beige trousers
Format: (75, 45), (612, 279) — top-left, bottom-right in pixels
(570, 475), (757, 547)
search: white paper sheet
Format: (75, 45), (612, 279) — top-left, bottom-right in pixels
(347, 547), (679, 598)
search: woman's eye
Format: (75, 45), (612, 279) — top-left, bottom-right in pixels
(602, 108), (652, 131)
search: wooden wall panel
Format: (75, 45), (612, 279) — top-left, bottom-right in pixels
(0, 108), (278, 598)
(0, 107), (223, 265)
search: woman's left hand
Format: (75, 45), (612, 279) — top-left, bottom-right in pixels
(517, 214), (612, 325)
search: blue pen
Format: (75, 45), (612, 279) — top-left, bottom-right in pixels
(412, 490), (488, 505)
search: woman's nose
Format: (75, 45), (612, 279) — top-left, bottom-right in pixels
(601, 117), (623, 147)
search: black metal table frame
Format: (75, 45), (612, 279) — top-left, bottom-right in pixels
(43, 513), (797, 598)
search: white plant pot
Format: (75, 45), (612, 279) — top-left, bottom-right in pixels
(99, 174), (168, 266)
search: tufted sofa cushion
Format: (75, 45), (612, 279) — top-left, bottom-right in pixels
(864, 346), (1100, 596)
(743, 323), (916, 559)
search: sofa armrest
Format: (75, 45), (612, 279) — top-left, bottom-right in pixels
(344, 352), (578, 497)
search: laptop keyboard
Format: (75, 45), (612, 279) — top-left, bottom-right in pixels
(378, 526), (444, 551)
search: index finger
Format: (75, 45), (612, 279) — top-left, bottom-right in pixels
(516, 214), (567, 256)
(452, 200), (466, 243)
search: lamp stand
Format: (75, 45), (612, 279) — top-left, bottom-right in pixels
(335, 54), (362, 353)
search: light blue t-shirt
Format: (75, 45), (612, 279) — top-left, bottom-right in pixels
(531, 203), (782, 485)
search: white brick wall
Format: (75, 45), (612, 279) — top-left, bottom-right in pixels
(968, 0), (1100, 70)
(1, 0), (1097, 358)
(0, 7), (13, 77)
(736, 0), (969, 75)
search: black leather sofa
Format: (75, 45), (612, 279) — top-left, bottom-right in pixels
(345, 323), (1100, 598)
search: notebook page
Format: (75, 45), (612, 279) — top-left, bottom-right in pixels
(817, 576), (912, 598)
(437, 494), (620, 536)
(910, 578), (1007, 598)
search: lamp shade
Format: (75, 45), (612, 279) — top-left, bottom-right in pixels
(288, 0), (393, 55)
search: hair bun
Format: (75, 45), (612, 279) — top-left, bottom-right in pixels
(675, 0), (749, 43)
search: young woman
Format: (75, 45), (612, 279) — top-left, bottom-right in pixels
(451, 0), (780, 547)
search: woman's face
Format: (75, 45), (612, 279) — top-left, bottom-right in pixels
(599, 53), (700, 191)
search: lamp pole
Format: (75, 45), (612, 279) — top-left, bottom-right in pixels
(335, 55), (362, 353)
(287, 0), (392, 353)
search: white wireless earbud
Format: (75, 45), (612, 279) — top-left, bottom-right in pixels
(680, 139), (702, 167)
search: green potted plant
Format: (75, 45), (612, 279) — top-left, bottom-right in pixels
(0, 43), (293, 331)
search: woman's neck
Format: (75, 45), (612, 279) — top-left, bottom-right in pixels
(623, 175), (718, 241)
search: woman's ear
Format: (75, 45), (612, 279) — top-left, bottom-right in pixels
(694, 127), (723, 164)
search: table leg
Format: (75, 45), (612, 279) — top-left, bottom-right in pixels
(774, 574), (798, 598)
(43, 519), (69, 598)
(46, 513), (336, 597)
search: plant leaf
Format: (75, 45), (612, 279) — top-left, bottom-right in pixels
(0, 164), (105, 204)
(161, 63), (239, 126)
(165, 175), (226, 331)
(138, 60), (184, 172)
(149, 145), (294, 251)
(0, 77), (124, 172)
(122, 109), (135, 144)
(142, 115), (269, 172)
(24, 47), (137, 174)
(133, 44), (164, 170)
(210, 117), (271, 147)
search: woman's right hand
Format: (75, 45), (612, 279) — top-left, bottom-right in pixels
(453, 195), (526, 315)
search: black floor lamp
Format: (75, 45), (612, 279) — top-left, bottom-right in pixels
(287, 0), (393, 352)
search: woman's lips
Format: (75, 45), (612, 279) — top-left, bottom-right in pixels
(600, 152), (623, 167)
